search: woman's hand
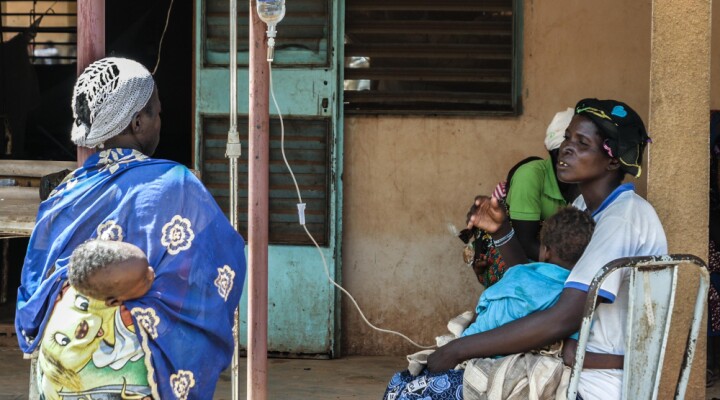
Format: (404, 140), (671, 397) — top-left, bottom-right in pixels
(466, 196), (507, 233)
(471, 254), (489, 284)
(427, 343), (461, 373)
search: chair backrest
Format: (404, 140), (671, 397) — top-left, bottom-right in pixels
(566, 255), (709, 400)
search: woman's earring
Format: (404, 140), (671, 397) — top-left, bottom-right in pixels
(602, 140), (614, 158)
(98, 142), (105, 149)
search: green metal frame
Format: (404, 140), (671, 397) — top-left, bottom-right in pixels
(193, 0), (343, 357)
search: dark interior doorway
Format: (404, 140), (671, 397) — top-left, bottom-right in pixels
(1, 0), (193, 166)
(105, 0), (193, 165)
(0, 0), (193, 328)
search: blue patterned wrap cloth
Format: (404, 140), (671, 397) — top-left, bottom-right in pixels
(15, 148), (247, 399)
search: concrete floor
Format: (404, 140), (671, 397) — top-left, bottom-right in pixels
(0, 345), (405, 400)
(0, 271), (406, 399)
(5, 344), (720, 399)
(709, 370), (720, 400)
(711, 384), (720, 400)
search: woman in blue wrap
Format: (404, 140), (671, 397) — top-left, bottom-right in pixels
(15, 57), (246, 400)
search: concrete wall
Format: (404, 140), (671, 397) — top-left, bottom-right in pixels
(713, 0), (720, 111)
(647, 1), (712, 398)
(341, 0), (654, 355)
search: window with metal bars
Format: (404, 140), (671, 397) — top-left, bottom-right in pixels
(201, 116), (330, 246)
(1, 0), (77, 65)
(201, 0), (334, 246)
(204, 0), (331, 66)
(344, 0), (521, 115)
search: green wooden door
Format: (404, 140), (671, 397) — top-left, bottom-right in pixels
(193, 0), (342, 356)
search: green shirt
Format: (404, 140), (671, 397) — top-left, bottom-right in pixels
(505, 158), (566, 221)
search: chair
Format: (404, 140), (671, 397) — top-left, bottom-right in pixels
(566, 255), (709, 400)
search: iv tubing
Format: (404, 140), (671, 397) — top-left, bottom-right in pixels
(269, 61), (434, 350)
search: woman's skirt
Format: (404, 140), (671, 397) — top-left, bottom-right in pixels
(383, 369), (464, 400)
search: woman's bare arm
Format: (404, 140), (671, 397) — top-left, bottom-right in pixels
(510, 219), (541, 261)
(562, 338), (624, 369)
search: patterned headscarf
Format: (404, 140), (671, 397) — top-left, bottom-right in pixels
(575, 98), (649, 178)
(71, 58), (155, 148)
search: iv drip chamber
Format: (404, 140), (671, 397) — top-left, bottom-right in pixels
(257, 0), (286, 29)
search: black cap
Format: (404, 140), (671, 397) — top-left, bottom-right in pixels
(575, 98), (649, 178)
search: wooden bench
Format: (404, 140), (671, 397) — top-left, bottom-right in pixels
(0, 159), (76, 304)
(0, 160), (76, 237)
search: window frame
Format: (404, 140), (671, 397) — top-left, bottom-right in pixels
(0, 0), (77, 65)
(342, 0), (523, 117)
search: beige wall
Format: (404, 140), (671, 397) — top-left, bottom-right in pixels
(341, 0), (654, 355)
(714, 0), (720, 111)
(647, 1), (712, 397)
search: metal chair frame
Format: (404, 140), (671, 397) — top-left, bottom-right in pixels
(566, 254), (709, 400)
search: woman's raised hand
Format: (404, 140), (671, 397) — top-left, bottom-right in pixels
(466, 196), (507, 234)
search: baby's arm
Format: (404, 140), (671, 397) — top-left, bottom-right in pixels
(562, 338), (624, 369)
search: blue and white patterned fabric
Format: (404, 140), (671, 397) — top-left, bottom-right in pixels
(384, 369), (464, 400)
(16, 148), (246, 399)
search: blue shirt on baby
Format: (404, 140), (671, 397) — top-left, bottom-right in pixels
(461, 262), (569, 337)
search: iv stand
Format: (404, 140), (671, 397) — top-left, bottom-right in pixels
(226, 0), (270, 399)
(247, 0), (270, 398)
(226, 0), (241, 399)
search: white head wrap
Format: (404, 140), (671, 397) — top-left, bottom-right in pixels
(71, 57), (155, 148)
(544, 107), (574, 151)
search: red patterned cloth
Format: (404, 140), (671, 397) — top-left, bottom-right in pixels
(492, 181), (507, 201)
(471, 232), (508, 288)
(481, 244), (508, 287)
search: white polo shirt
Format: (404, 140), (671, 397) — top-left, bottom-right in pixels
(567, 183), (667, 400)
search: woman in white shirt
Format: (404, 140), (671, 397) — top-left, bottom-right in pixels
(426, 98), (667, 400)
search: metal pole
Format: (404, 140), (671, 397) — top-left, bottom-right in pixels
(1, 239), (8, 303)
(226, 0), (242, 399)
(29, 1), (103, 398)
(248, 0), (270, 398)
(76, 0), (105, 166)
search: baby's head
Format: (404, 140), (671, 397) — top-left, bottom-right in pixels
(68, 240), (154, 307)
(539, 207), (595, 269)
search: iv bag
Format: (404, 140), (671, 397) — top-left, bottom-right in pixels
(257, 0), (286, 25)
